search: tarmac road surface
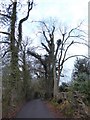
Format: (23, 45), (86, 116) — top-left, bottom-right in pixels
(16, 99), (55, 118)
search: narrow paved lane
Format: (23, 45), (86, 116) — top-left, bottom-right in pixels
(16, 99), (55, 118)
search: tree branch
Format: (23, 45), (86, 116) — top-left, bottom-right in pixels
(41, 42), (50, 53)
(64, 22), (84, 44)
(64, 55), (89, 63)
(73, 41), (90, 48)
(55, 45), (59, 59)
(19, 0), (33, 24)
(51, 26), (55, 35)
(27, 50), (48, 77)
(43, 31), (50, 44)
(32, 20), (50, 34)
(2, 50), (10, 58)
(0, 31), (10, 35)
(0, 41), (10, 44)
(18, 0), (33, 47)
(61, 41), (74, 66)
(0, 13), (11, 19)
(27, 50), (45, 67)
(58, 35), (65, 65)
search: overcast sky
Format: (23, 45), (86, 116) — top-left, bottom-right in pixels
(22, 0), (88, 34)
(32, 0), (88, 22)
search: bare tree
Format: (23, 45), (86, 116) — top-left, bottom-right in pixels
(27, 20), (89, 98)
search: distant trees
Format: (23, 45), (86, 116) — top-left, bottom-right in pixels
(72, 58), (89, 79)
(59, 82), (68, 92)
(20, 39), (33, 100)
(71, 58), (90, 104)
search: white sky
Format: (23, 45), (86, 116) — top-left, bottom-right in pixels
(33, 0), (88, 22)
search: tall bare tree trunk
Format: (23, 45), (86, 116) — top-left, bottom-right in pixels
(9, 1), (19, 105)
(53, 65), (58, 98)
